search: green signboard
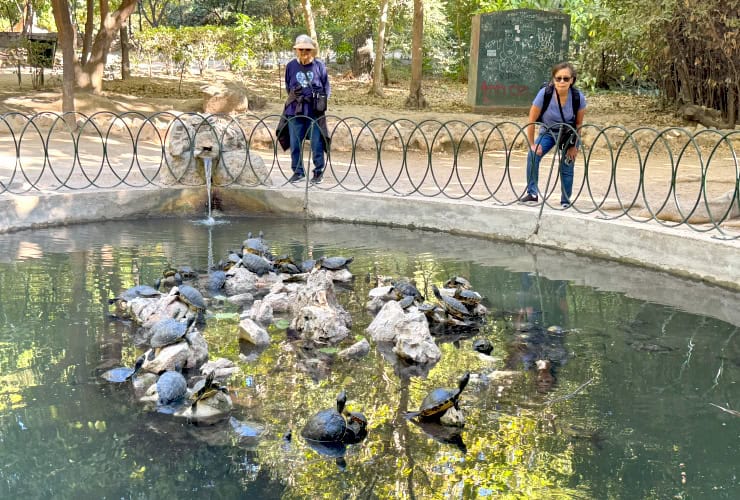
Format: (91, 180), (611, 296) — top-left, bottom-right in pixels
(468, 9), (570, 110)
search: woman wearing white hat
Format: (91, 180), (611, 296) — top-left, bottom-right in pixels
(282, 34), (331, 184)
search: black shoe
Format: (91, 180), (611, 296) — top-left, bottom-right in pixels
(288, 172), (305, 183)
(519, 193), (538, 202)
(310, 171), (324, 184)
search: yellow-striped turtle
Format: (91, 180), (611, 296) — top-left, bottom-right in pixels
(432, 285), (470, 320)
(405, 372), (470, 421)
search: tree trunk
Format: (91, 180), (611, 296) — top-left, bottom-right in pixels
(370, 0), (389, 97)
(405, 0), (427, 109)
(77, 0), (139, 93)
(120, 23), (130, 79)
(82, 0), (94, 65)
(50, 0), (76, 116)
(300, 0), (318, 49)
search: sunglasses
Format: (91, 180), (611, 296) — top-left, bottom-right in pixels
(554, 76), (571, 82)
(297, 48), (312, 53)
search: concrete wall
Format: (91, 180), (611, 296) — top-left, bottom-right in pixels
(1, 185), (738, 291)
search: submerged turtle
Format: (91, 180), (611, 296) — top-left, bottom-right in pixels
(175, 285), (207, 314)
(472, 338), (493, 356)
(432, 285), (470, 320)
(405, 372), (470, 421)
(150, 317), (194, 351)
(101, 355), (145, 383)
(156, 368), (188, 407)
(108, 285), (161, 305)
(243, 231), (270, 257)
(301, 391), (351, 443)
(315, 256), (354, 271)
(241, 252), (273, 276)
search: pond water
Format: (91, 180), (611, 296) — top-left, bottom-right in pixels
(0, 217), (737, 499)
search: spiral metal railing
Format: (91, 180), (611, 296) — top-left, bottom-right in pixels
(1, 111), (738, 239)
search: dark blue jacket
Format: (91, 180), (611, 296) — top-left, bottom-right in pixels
(283, 58), (330, 117)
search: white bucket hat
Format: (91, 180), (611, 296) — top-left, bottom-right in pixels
(293, 34), (316, 50)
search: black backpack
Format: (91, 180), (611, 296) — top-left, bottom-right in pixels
(536, 82), (581, 123)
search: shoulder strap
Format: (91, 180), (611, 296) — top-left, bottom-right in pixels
(570, 86), (580, 116)
(537, 84), (554, 123)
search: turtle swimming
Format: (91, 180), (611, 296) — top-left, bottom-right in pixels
(301, 390), (367, 445)
(405, 372), (470, 421)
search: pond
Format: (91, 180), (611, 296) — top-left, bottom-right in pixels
(0, 217), (737, 498)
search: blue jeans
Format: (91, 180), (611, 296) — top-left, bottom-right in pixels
(287, 116), (325, 176)
(526, 132), (574, 205)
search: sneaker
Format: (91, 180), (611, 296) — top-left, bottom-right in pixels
(561, 203), (570, 209)
(288, 172), (305, 183)
(310, 171), (324, 184)
(519, 193), (538, 203)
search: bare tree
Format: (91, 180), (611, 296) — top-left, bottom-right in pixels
(405, 0), (427, 108)
(370, 0), (389, 97)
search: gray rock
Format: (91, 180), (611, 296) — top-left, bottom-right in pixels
(338, 338), (371, 360)
(238, 317), (271, 346)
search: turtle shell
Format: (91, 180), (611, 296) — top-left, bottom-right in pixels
(343, 411), (368, 444)
(472, 338), (493, 355)
(411, 372), (470, 420)
(454, 288), (483, 307)
(444, 276), (471, 290)
(432, 285), (470, 319)
(241, 253), (272, 276)
(101, 356), (144, 383)
(391, 280), (424, 301)
(301, 391), (349, 443)
(177, 285), (207, 311)
(150, 318), (189, 348)
(300, 259), (316, 273)
(317, 256), (354, 270)
(109, 285), (161, 304)
(398, 295), (416, 309)
(243, 231), (270, 256)
(156, 370), (188, 406)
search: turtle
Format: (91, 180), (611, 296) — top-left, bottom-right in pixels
(156, 368), (188, 407)
(101, 355), (145, 383)
(535, 359), (556, 393)
(242, 231), (270, 257)
(222, 251), (243, 271)
(241, 252), (273, 276)
(301, 390), (350, 443)
(175, 284), (207, 314)
(546, 325), (567, 337)
(149, 316), (195, 351)
(154, 267), (183, 291)
(300, 259), (316, 273)
(472, 338), (493, 356)
(391, 279), (424, 301)
(108, 285), (161, 305)
(315, 256), (354, 271)
(273, 255), (302, 274)
(432, 285), (470, 320)
(405, 372), (470, 421)
(189, 371), (228, 406)
(398, 295), (416, 310)
(205, 269), (227, 292)
(342, 410), (368, 444)
(445, 276), (472, 290)
(454, 287), (483, 308)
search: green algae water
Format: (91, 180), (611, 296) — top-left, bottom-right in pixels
(0, 217), (737, 499)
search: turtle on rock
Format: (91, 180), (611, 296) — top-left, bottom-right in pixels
(405, 372), (470, 422)
(101, 355), (145, 383)
(315, 256), (354, 271)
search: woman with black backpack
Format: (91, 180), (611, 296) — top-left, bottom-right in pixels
(520, 62), (587, 208)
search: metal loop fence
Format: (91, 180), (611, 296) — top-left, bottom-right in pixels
(1, 111), (738, 239)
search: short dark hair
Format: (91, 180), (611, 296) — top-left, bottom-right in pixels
(551, 62), (577, 84)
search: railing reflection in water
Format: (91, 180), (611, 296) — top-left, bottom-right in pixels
(1, 111), (738, 238)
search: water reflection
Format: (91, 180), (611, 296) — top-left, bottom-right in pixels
(0, 217), (737, 498)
